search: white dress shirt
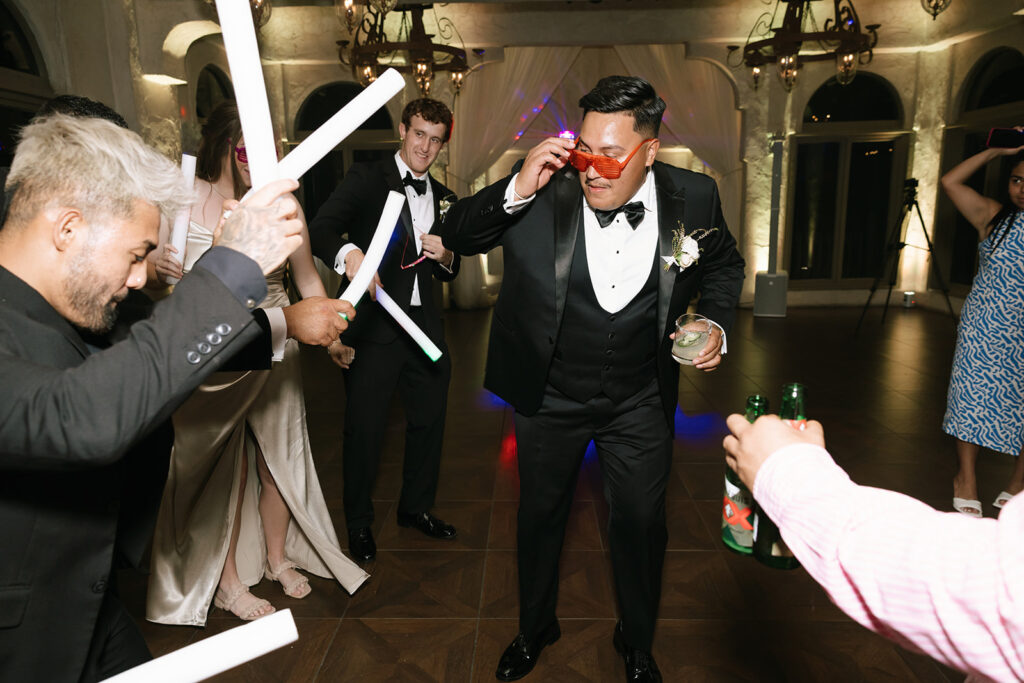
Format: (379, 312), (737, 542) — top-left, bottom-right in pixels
(335, 153), (434, 307)
(502, 172), (727, 353)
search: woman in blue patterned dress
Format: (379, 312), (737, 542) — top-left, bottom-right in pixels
(941, 134), (1024, 517)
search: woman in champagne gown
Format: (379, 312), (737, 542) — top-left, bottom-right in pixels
(147, 101), (366, 625)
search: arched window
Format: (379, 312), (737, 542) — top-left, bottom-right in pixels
(803, 73), (902, 125)
(934, 48), (1024, 292)
(0, 1), (38, 75)
(294, 82), (394, 217)
(961, 48), (1024, 113)
(787, 74), (908, 285)
(0, 0), (51, 172)
(195, 65), (234, 121)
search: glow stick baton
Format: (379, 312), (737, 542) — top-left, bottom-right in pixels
(101, 609), (298, 683)
(277, 69), (404, 183)
(376, 285), (443, 362)
(339, 191), (406, 308)
(215, 0), (278, 190)
(165, 154), (197, 285)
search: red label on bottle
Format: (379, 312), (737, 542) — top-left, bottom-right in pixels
(784, 418), (807, 431)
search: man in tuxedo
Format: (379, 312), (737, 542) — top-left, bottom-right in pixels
(441, 76), (745, 682)
(0, 114), (353, 682)
(309, 98), (461, 561)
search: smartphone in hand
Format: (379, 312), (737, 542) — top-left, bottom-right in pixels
(986, 128), (1024, 148)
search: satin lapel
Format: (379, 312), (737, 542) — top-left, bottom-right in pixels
(653, 164), (686, 338)
(553, 173), (582, 327)
(384, 159), (415, 239)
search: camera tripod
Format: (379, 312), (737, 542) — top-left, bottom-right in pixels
(855, 178), (957, 334)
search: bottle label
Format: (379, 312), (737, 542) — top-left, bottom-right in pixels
(784, 418), (807, 431)
(721, 475), (754, 551)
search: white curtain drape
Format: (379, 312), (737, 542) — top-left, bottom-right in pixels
(613, 44), (744, 244)
(447, 46), (580, 308)
(448, 46), (582, 197)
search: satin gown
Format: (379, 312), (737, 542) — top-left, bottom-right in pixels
(146, 221), (368, 626)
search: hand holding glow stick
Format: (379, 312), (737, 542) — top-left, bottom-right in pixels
(101, 609), (298, 683)
(339, 191), (406, 307)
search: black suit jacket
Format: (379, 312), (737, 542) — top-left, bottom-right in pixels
(308, 157), (460, 347)
(441, 162), (745, 423)
(0, 249), (269, 681)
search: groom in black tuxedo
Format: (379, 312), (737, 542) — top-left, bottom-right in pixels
(442, 76), (745, 682)
(310, 98), (461, 561)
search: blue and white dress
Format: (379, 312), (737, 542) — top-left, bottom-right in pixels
(943, 211), (1024, 456)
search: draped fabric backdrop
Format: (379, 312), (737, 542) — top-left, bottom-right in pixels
(613, 44), (743, 247)
(445, 44), (743, 308)
(447, 46), (581, 308)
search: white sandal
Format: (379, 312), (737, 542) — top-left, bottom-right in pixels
(214, 585), (275, 620)
(953, 497), (982, 518)
(265, 559), (311, 599)
(992, 491), (1015, 509)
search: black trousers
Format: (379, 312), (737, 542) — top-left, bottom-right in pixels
(513, 378), (672, 652)
(342, 308), (451, 530)
(79, 592), (151, 682)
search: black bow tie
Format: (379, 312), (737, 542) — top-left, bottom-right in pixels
(594, 201), (645, 229)
(403, 172), (427, 196)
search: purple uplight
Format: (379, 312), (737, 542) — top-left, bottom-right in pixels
(558, 129), (576, 141)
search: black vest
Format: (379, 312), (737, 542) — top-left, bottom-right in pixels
(547, 219), (660, 403)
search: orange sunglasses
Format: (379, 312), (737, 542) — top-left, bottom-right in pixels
(567, 138), (656, 179)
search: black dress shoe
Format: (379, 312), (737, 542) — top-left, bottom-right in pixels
(347, 527), (376, 562)
(495, 621), (561, 681)
(396, 511), (457, 539)
(613, 622), (662, 683)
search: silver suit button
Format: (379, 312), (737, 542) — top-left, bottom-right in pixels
(215, 323), (232, 335)
(198, 342), (212, 354)
(186, 351), (201, 365)
(207, 333), (222, 345)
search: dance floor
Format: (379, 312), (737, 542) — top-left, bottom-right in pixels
(120, 304), (1011, 681)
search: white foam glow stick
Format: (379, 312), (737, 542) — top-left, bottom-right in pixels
(339, 191), (406, 307)
(376, 285), (443, 362)
(277, 69), (404, 182)
(101, 609), (298, 683)
(215, 0), (278, 190)
(165, 154), (197, 285)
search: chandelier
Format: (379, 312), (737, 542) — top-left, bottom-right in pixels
(727, 0), (879, 92)
(336, 2), (469, 97)
(921, 0), (952, 20)
(205, 0), (271, 30)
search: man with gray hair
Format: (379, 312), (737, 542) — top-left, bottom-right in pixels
(0, 113), (353, 681)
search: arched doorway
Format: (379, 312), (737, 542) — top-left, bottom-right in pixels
(0, 0), (52, 172)
(785, 73), (908, 286)
(293, 81), (394, 218)
(935, 48), (1024, 293)
(195, 64), (234, 122)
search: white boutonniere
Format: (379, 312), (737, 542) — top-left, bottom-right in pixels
(438, 195), (455, 220)
(662, 222), (718, 271)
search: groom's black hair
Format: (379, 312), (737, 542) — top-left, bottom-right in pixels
(578, 76), (666, 138)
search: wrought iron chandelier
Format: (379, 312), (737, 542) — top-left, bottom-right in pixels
(727, 0), (879, 92)
(336, 1), (469, 97)
(205, 0), (271, 30)
(921, 0), (952, 20)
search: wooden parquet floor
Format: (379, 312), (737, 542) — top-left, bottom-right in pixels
(120, 305), (1005, 681)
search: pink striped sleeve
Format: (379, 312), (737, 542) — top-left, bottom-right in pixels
(753, 443), (1024, 683)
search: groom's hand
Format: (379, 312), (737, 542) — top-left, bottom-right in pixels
(514, 137), (575, 199)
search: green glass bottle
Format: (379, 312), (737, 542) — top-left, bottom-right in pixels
(752, 383), (805, 570)
(721, 395), (768, 555)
